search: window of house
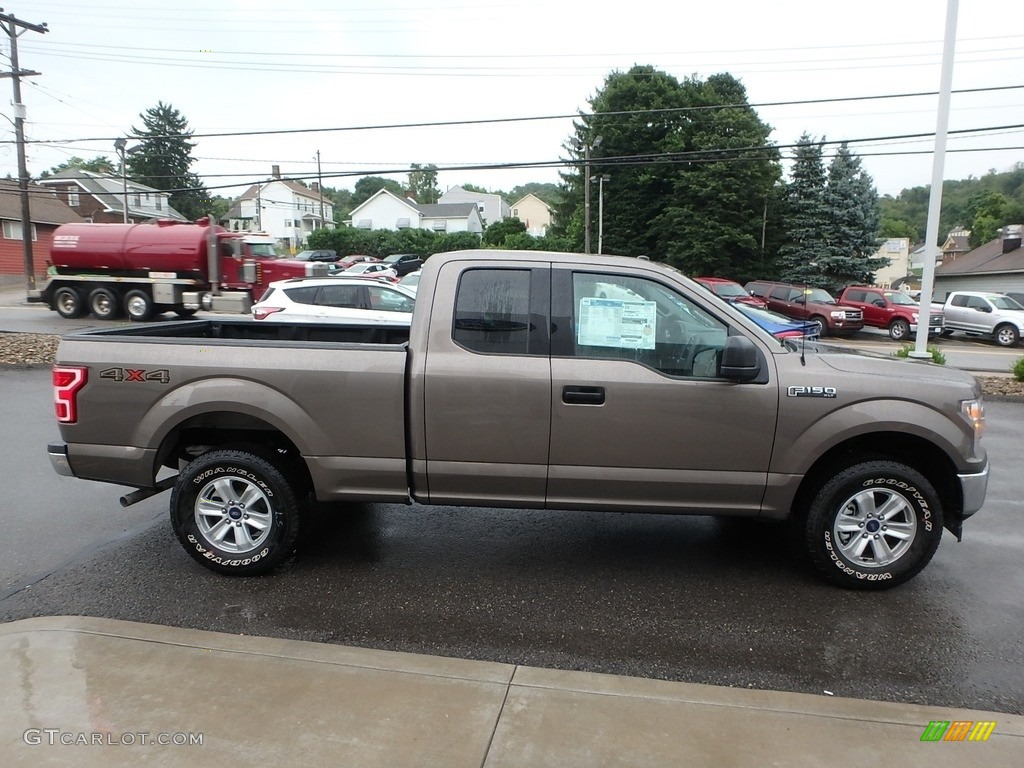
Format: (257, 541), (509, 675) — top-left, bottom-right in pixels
(570, 272), (728, 379)
(67, 189), (79, 207)
(432, 220), (447, 231)
(156, 196), (162, 210)
(453, 269), (531, 355)
(2, 221), (37, 240)
(132, 193), (141, 207)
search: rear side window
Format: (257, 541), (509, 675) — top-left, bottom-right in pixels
(453, 269), (531, 355)
(317, 284), (366, 308)
(282, 286), (319, 305)
(844, 289), (866, 303)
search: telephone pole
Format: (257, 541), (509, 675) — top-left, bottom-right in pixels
(1, 8), (49, 294)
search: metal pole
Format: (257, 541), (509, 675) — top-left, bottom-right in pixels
(597, 176), (605, 255)
(316, 150), (325, 230)
(912, 0), (958, 359)
(583, 143), (592, 254)
(114, 139), (128, 223)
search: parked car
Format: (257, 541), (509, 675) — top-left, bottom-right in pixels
(382, 253), (424, 276)
(291, 249), (339, 263)
(744, 280), (864, 337)
(732, 303), (819, 341)
(331, 255), (380, 271)
(340, 262), (399, 281)
(398, 270), (422, 294)
(251, 277), (415, 324)
(838, 286), (944, 340)
(694, 276), (768, 309)
(940, 291), (1024, 347)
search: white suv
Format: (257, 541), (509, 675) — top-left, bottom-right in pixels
(252, 278), (416, 325)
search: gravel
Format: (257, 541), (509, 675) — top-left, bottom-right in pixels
(3, 331), (1023, 400)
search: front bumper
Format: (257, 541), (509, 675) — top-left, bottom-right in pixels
(958, 464), (989, 519)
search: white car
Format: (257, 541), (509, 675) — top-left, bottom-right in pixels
(341, 262), (398, 280)
(398, 269), (421, 294)
(251, 278), (416, 324)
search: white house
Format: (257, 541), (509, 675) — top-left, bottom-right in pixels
(224, 170), (334, 250)
(347, 189), (484, 234)
(871, 238), (912, 288)
(438, 185), (509, 227)
(511, 193), (553, 237)
(37, 169), (186, 224)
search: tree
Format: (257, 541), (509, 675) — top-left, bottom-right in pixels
(350, 176), (404, 207)
(407, 163), (440, 204)
(821, 143), (885, 287)
(40, 155), (116, 178)
(125, 102), (209, 220)
(482, 217), (527, 246)
(776, 135), (831, 286)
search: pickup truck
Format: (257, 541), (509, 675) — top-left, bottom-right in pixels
(837, 286), (944, 341)
(48, 250), (989, 590)
(940, 290), (1024, 347)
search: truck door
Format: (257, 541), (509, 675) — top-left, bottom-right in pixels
(546, 267), (777, 515)
(418, 262), (552, 506)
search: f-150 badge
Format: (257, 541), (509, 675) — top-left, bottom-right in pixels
(788, 385), (837, 398)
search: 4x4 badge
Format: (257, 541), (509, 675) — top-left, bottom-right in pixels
(788, 385), (837, 398)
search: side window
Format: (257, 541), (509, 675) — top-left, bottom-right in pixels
(368, 286), (415, 313)
(572, 273), (728, 378)
(316, 284), (365, 308)
(282, 286), (319, 305)
(967, 296), (988, 310)
(845, 290), (865, 303)
(769, 286), (791, 301)
(951, 295), (968, 307)
(453, 269), (531, 355)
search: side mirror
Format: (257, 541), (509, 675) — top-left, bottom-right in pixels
(720, 336), (761, 382)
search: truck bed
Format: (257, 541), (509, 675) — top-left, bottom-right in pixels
(67, 318), (411, 346)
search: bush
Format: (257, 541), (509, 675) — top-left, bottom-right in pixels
(1012, 357), (1024, 382)
(894, 344), (946, 365)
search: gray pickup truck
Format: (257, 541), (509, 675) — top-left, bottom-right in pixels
(49, 250), (989, 589)
(941, 290), (1024, 347)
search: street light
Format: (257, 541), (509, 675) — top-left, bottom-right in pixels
(571, 134), (602, 254)
(591, 174), (610, 255)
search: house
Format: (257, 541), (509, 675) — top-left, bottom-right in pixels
(933, 224), (1024, 298)
(346, 189), (484, 234)
(0, 180), (83, 277)
(510, 193), (553, 237)
(871, 238), (912, 288)
(940, 227), (972, 262)
(222, 166), (335, 250)
(437, 185), (509, 227)
(36, 169), (186, 224)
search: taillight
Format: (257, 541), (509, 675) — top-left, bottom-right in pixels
(252, 306), (285, 321)
(53, 366), (88, 423)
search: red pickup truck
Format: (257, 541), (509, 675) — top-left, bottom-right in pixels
(838, 286), (944, 341)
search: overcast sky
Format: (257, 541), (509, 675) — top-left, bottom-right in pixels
(3, 0), (1022, 200)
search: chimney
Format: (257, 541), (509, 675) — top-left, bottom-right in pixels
(1002, 224), (1022, 254)
(311, 182), (319, 193)
(271, 165), (281, 180)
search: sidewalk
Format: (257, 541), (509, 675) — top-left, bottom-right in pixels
(1, 616), (1021, 767)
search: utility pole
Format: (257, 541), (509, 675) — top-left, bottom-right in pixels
(0, 9), (49, 295)
(316, 150), (325, 229)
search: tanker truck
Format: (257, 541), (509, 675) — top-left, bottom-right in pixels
(32, 218), (328, 321)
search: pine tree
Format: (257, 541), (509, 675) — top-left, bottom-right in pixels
(822, 144), (884, 287)
(126, 102), (209, 221)
(777, 135), (830, 286)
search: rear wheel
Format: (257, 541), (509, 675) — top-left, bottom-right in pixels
(53, 286), (87, 319)
(170, 449), (302, 576)
(994, 324), (1020, 347)
(801, 460), (943, 590)
(124, 289), (155, 321)
(88, 287), (122, 320)
(888, 319), (911, 341)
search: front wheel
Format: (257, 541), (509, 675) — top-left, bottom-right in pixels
(808, 316), (827, 337)
(994, 324), (1020, 347)
(888, 319), (911, 341)
(801, 461), (943, 590)
(124, 289), (155, 321)
(170, 449), (302, 575)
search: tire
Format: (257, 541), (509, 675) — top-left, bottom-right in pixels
(801, 460), (943, 590)
(993, 324), (1020, 347)
(939, 328), (954, 337)
(88, 287), (122, 320)
(808, 316), (827, 337)
(170, 449), (302, 576)
(53, 286), (87, 319)
(124, 289), (155, 321)
(174, 307), (198, 318)
(888, 319), (911, 341)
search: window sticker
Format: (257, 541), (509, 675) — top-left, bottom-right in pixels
(578, 297), (657, 349)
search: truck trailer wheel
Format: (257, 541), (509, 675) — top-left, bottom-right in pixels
(801, 460), (943, 590)
(124, 289), (155, 321)
(53, 286), (87, 319)
(888, 319), (911, 341)
(88, 287), (122, 320)
(994, 324), (1020, 347)
(170, 449), (301, 576)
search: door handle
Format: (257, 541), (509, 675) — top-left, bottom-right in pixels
(562, 385), (605, 405)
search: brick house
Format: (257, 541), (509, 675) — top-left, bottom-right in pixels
(36, 169), (186, 224)
(0, 180), (83, 278)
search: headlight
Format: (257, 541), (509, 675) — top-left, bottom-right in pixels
(830, 310), (844, 319)
(961, 398), (985, 440)
(911, 312), (919, 322)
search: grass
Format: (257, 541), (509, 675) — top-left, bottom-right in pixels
(894, 344), (947, 365)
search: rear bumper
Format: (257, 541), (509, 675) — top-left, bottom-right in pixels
(48, 442), (74, 477)
(47, 441), (158, 488)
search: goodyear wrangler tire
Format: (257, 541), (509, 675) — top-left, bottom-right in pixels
(170, 449), (301, 576)
(803, 461), (943, 590)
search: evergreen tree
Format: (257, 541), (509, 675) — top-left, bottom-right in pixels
(126, 102), (209, 220)
(351, 176), (404, 207)
(822, 143), (884, 287)
(777, 135), (830, 286)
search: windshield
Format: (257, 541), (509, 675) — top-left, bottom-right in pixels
(805, 288), (836, 304)
(248, 244), (278, 258)
(991, 295), (1024, 310)
(710, 282), (746, 298)
(293, 251), (315, 261)
(884, 291), (917, 306)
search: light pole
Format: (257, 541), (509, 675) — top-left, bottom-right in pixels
(114, 138), (129, 223)
(316, 150), (325, 232)
(571, 134), (602, 254)
(591, 174), (610, 255)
